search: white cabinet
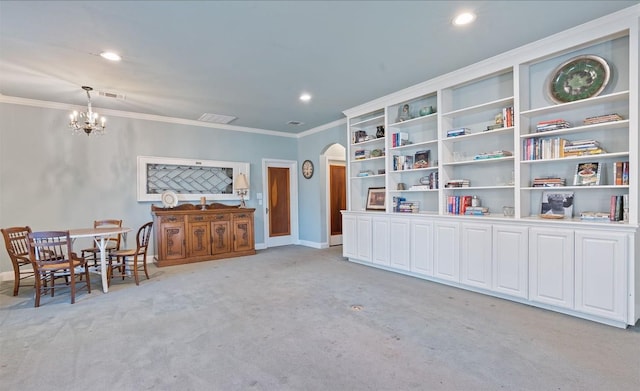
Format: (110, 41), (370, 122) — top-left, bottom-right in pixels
(410, 219), (433, 276)
(575, 230), (628, 322)
(460, 223), (492, 289)
(529, 227), (574, 309)
(389, 218), (410, 271)
(371, 216), (390, 266)
(342, 214), (357, 259)
(433, 221), (460, 282)
(356, 215), (372, 262)
(492, 225), (528, 299)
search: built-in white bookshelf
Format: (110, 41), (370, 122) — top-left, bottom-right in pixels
(342, 6), (639, 328)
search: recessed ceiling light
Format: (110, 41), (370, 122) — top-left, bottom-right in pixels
(299, 93), (312, 102)
(452, 12), (476, 26)
(100, 51), (122, 61)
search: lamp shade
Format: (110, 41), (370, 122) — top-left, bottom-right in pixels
(235, 173), (249, 190)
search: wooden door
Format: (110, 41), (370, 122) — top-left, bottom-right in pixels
(186, 221), (211, 257)
(211, 220), (231, 255)
(329, 163), (346, 245)
(268, 166), (291, 237)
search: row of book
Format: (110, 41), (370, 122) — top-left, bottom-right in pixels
(502, 106), (514, 128)
(609, 194), (630, 222)
(446, 195), (489, 215)
(613, 161), (630, 185)
(391, 132), (410, 147)
(536, 119), (571, 133)
(407, 173), (439, 190)
(522, 137), (607, 160)
(392, 155), (413, 170)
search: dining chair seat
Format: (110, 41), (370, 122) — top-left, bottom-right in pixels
(28, 230), (91, 307)
(2, 226), (37, 296)
(108, 222), (153, 286)
(80, 219), (123, 268)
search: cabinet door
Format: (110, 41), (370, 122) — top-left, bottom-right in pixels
(232, 213), (254, 252)
(211, 221), (231, 255)
(410, 219), (433, 276)
(372, 216), (390, 266)
(356, 216), (372, 262)
(187, 221), (211, 257)
(433, 221), (460, 282)
(389, 218), (410, 271)
(460, 223), (492, 289)
(159, 221), (186, 260)
(492, 225), (528, 299)
(575, 231), (628, 322)
(529, 228), (574, 309)
(342, 214), (357, 259)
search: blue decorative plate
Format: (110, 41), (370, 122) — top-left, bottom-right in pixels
(547, 55), (610, 104)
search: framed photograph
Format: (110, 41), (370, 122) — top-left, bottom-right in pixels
(573, 162), (601, 186)
(413, 150), (430, 168)
(366, 187), (386, 211)
(540, 191), (574, 218)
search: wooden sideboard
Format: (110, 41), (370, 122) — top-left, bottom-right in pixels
(151, 203), (255, 267)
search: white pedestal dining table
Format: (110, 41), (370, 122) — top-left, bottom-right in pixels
(69, 227), (132, 293)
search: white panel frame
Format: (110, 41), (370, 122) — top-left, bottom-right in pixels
(137, 155), (250, 202)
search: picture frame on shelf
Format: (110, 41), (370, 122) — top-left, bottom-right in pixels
(540, 191), (574, 218)
(573, 162), (601, 186)
(396, 103), (412, 122)
(366, 187), (386, 211)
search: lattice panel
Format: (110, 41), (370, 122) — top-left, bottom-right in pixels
(146, 164), (234, 194)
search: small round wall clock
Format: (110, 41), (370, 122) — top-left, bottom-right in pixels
(547, 54), (610, 104)
(302, 160), (314, 179)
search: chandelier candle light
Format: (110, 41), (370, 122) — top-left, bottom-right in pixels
(69, 86), (106, 136)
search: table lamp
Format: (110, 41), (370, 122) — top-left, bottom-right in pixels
(235, 173), (249, 208)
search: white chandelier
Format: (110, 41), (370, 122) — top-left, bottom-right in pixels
(69, 86), (106, 135)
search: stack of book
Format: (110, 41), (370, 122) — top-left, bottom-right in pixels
(579, 211), (611, 222)
(473, 150), (512, 160)
(613, 161), (630, 185)
(502, 106), (514, 127)
(563, 139), (606, 157)
(536, 119), (571, 132)
(464, 206), (490, 216)
(532, 177), (566, 187)
(445, 179), (470, 188)
(583, 113), (623, 125)
(397, 201), (420, 213)
(447, 128), (469, 137)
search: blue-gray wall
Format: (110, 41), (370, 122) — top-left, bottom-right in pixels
(2, 101), (332, 274)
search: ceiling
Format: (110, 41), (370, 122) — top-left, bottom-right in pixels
(1, 1), (638, 134)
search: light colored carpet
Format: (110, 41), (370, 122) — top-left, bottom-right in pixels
(1, 245), (638, 390)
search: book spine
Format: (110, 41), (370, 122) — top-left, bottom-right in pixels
(610, 196), (618, 221)
(622, 161), (629, 185)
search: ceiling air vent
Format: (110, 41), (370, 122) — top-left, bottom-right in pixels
(98, 90), (126, 100)
(287, 120), (304, 126)
(198, 113), (237, 124)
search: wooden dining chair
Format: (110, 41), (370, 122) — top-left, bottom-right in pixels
(80, 219), (123, 268)
(1, 226), (36, 296)
(28, 231), (91, 307)
(108, 222), (153, 286)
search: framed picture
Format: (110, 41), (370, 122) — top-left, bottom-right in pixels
(573, 162), (601, 186)
(366, 187), (386, 211)
(540, 191), (574, 218)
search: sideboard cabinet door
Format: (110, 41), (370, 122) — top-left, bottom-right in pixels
(159, 220), (186, 261)
(232, 212), (255, 253)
